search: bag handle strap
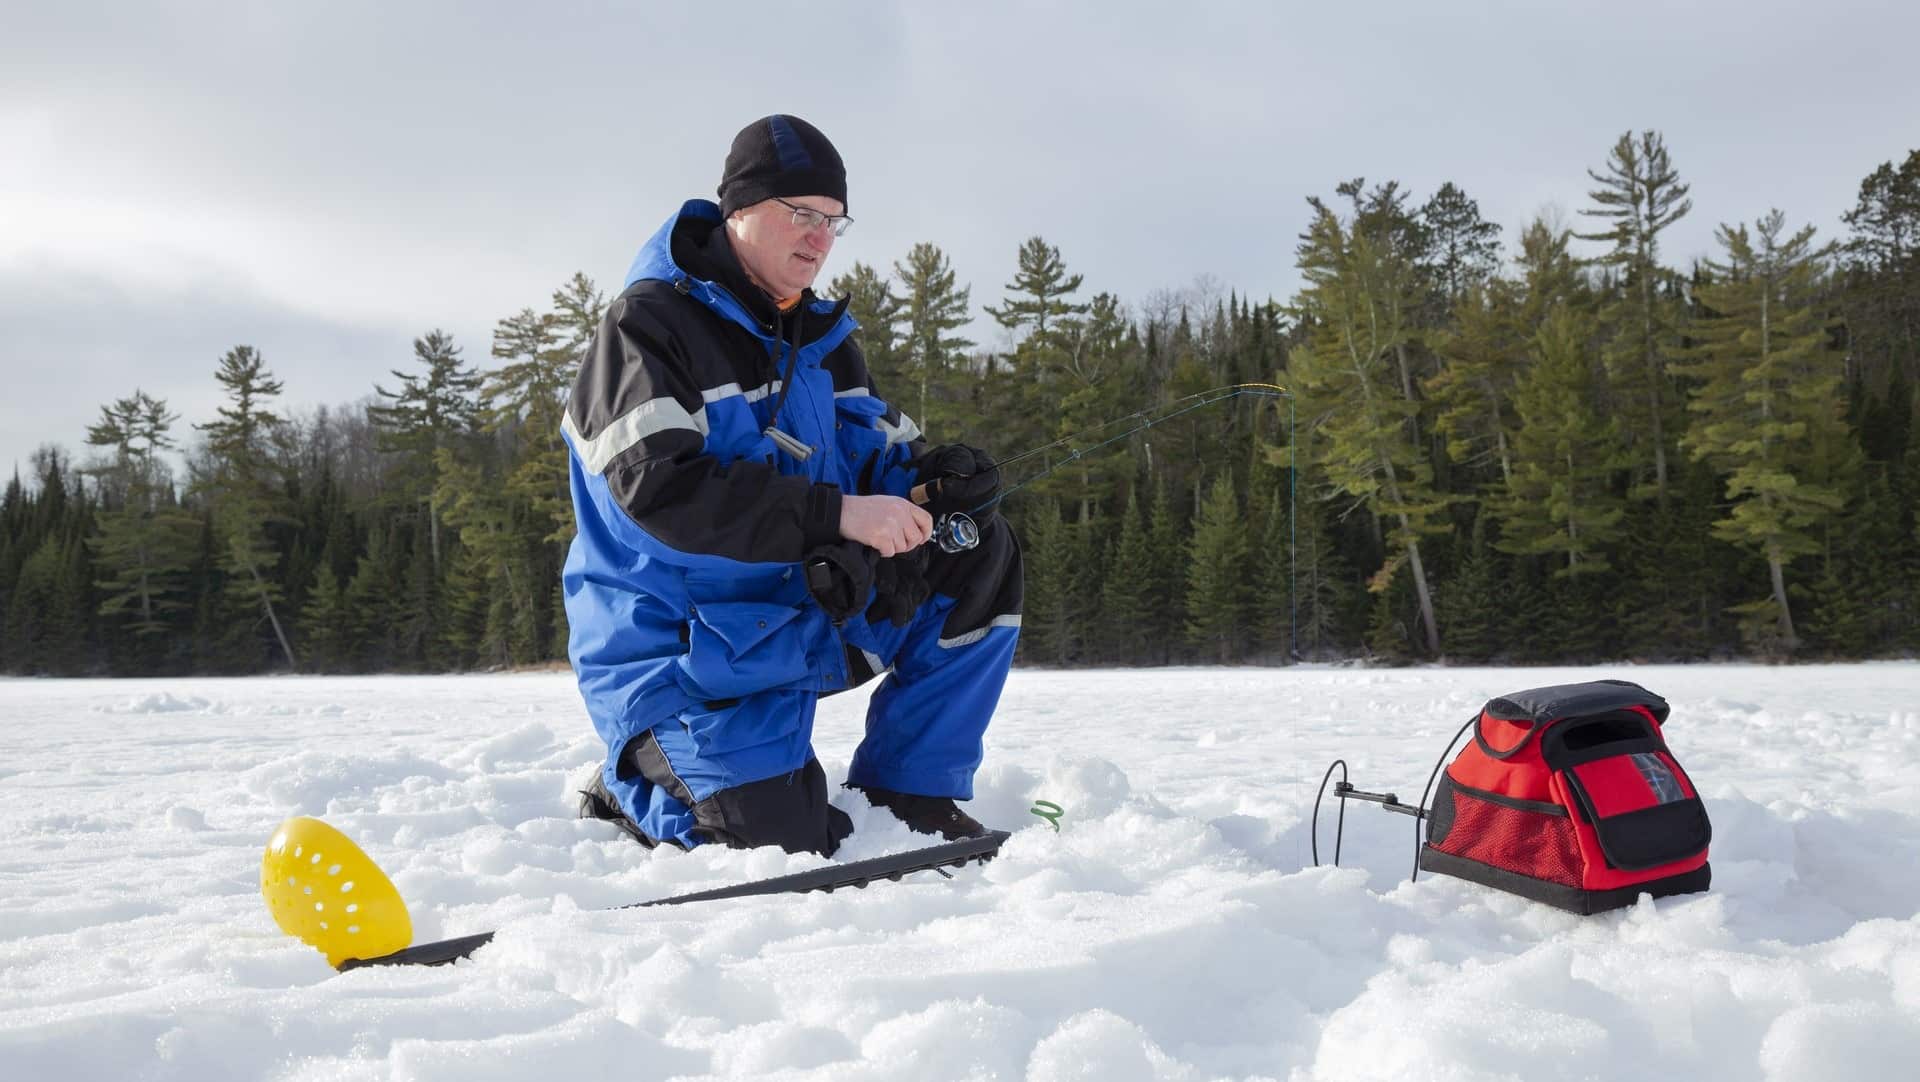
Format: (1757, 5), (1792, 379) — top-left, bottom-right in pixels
(1473, 712), (1539, 760)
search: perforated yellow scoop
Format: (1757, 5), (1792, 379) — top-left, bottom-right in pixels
(261, 817), (412, 967)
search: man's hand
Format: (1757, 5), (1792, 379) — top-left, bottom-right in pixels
(908, 445), (1001, 519)
(867, 547), (931, 628)
(839, 494), (932, 557)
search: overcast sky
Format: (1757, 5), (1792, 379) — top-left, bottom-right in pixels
(3, 0), (1915, 480)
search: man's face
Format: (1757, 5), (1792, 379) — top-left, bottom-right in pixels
(726, 195), (843, 299)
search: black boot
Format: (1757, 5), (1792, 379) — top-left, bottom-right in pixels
(851, 784), (990, 841)
(577, 772), (658, 848)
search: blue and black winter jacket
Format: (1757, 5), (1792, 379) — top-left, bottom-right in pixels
(560, 200), (926, 836)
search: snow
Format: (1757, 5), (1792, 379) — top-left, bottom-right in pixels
(2, 664), (1918, 1081)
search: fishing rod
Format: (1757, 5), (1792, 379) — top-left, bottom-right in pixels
(916, 382), (1293, 556)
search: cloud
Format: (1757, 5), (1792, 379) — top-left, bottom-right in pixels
(0, 257), (448, 473)
(3, 0), (1916, 474)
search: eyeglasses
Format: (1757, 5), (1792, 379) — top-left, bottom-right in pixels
(772, 197), (854, 237)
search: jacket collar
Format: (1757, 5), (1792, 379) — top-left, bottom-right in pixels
(622, 199), (849, 344)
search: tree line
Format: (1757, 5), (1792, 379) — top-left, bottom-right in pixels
(4, 133), (1917, 675)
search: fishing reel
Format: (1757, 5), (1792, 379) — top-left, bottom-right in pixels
(911, 475), (983, 554)
(932, 512), (980, 554)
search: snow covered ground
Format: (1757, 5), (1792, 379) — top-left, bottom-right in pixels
(2, 664), (1918, 1081)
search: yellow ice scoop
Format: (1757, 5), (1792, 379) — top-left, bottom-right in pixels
(260, 816), (412, 967)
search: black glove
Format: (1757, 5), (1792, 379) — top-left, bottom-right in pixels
(867, 545), (932, 628)
(909, 444), (1001, 519)
(804, 541), (876, 623)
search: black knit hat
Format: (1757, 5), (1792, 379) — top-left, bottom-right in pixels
(717, 115), (847, 219)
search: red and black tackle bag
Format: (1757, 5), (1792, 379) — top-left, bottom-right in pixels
(1421, 679), (1711, 914)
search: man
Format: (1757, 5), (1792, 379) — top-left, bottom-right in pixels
(562, 115), (1022, 857)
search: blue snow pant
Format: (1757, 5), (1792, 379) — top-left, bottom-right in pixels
(616, 518), (1022, 853)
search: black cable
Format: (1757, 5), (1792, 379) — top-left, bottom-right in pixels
(1409, 714), (1479, 882)
(1311, 759), (1349, 867)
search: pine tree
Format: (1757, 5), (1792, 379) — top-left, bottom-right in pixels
(548, 577), (569, 661)
(1185, 472), (1250, 662)
(1498, 559), (1556, 663)
(434, 445), (538, 665)
(828, 261), (907, 393)
(1498, 305), (1626, 575)
(83, 391), (198, 640)
(1098, 486), (1157, 664)
(549, 272), (608, 361)
(1289, 182), (1447, 656)
(0, 464), (95, 674)
(27, 447), (71, 546)
(186, 509), (246, 671)
(1426, 283), (1524, 489)
(1855, 366), (1913, 465)
(1811, 568), (1867, 657)
(2, 463), (45, 669)
(1, 467), (23, 578)
(1515, 216), (1588, 328)
(1904, 439), (1920, 652)
(1839, 151), (1920, 396)
(1365, 559), (1420, 664)
(342, 519), (404, 669)
(439, 536), (491, 668)
(988, 237), (1092, 469)
(299, 563), (352, 672)
(0, 521), (13, 660)
(1826, 465), (1914, 647)
(483, 306), (573, 542)
(4, 537), (57, 672)
(893, 243), (974, 435)
(1535, 573), (1615, 662)
(450, 273), (603, 664)
(1018, 498), (1081, 665)
(1613, 466), (1727, 659)
(1040, 291), (1138, 518)
(1436, 513), (1504, 662)
(1247, 454), (1297, 659)
(1577, 131), (1693, 507)
(1145, 474), (1189, 663)
(368, 330), (482, 572)
(545, 273), (607, 538)
(194, 346), (297, 668)
(5, 536), (86, 673)
(1676, 211), (1852, 653)
(284, 460), (357, 656)
(1421, 182), (1504, 304)
(985, 236), (1088, 346)
(1348, 181), (1439, 407)
(394, 531), (447, 669)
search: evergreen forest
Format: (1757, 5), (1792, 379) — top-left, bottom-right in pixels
(5, 134), (1919, 675)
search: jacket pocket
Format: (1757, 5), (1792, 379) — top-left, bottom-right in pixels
(680, 600), (815, 699)
(832, 395), (896, 491)
(675, 693), (808, 761)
